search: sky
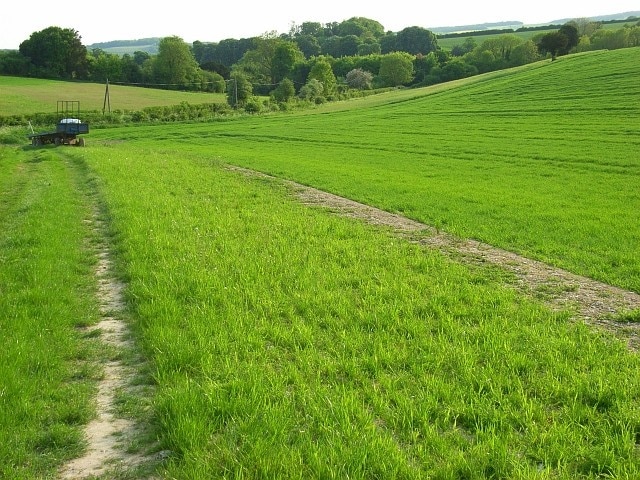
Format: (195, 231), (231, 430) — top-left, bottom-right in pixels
(1, 0), (639, 49)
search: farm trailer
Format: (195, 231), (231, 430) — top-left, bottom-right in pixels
(28, 100), (89, 146)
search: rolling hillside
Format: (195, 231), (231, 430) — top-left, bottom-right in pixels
(1, 47), (639, 479)
(85, 47), (640, 478)
(87, 47), (640, 292)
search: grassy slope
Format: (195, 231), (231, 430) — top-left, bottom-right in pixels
(77, 49), (640, 478)
(92, 48), (640, 293)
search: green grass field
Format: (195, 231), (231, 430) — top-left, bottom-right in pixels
(90, 48), (640, 293)
(437, 29), (555, 50)
(85, 148), (640, 478)
(1, 47), (639, 478)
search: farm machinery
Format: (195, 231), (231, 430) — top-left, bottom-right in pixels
(28, 101), (89, 146)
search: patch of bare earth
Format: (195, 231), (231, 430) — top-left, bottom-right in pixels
(230, 166), (640, 351)
(59, 218), (159, 479)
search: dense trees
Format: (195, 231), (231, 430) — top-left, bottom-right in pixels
(464, 35), (524, 71)
(559, 24), (580, 51)
(345, 68), (373, 89)
(89, 49), (124, 81)
(285, 17), (405, 59)
(231, 35), (304, 95)
(451, 38), (477, 56)
(0, 50), (30, 75)
(293, 34), (322, 58)
(298, 78), (325, 103)
(307, 56), (337, 96)
(570, 18), (602, 37)
(226, 71), (252, 107)
(588, 26), (640, 50)
(395, 26), (439, 55)
(153, 36), (200, 88)
(538, 32), (570, 60)
(510, 40), (540, 66)
(19, 27), (88, 78)
(378, 52), (414, 86)
(271, 42), (305, 84)
(337, 17), (385, 38)
(537, 24), (579, 60)
(271, 78), (296, 102)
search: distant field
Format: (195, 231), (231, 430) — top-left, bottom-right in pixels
(0, 76), (224, 116)
(98, 43), (159, 56)
(437, 28), (556, 50)
(437, 19), (638, 50)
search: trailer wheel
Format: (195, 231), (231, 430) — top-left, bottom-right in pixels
(78, 137), (85, 147)
(54, 137), (61, 146)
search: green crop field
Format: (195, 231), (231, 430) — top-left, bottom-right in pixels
(91, 48), (640, 294)
(1, 47), (639, 479)
(0, 148), (101, 477)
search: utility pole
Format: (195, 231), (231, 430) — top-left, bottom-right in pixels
(103, 78), (111, 114)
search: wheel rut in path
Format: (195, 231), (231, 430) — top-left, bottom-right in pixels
(59, 162), (159, 479)
(230, 166), (640, 351)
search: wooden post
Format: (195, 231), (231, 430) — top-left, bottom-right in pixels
(103, 78), (111, 114)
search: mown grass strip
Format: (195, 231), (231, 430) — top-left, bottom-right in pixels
(85, 146), (640, 478)
(0, 147), (100, 478)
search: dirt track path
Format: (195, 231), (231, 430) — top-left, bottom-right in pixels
(59, 250), (142, 479)
(231, 166), (640, 350)
(58, 160), (159, 479)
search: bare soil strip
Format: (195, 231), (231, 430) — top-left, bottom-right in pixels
(59, 221), (156, 478)
(230, 166), (640, 350)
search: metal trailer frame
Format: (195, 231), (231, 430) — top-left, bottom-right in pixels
(28, 100), (89, 146)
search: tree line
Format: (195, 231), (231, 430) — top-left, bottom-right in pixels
(1, 16), (639, 111)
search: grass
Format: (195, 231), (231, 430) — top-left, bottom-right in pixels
(0, 146), (101, 478)
(437, 19), (639, 50)
(437, 28), (556, 50)
(614, 309), (640, 323)
(80, 147), (640, 478)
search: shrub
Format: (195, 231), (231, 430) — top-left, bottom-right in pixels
(243, 97), (263, 113)
(345, 68), (374, 90)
